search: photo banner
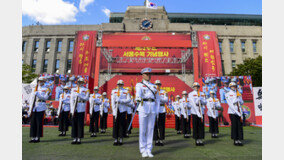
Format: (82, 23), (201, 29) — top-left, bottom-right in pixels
(197, 31), (222, 77)
(72, 31), (97, 76)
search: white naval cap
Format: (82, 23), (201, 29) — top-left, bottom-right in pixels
(182, 91), (187, 95)
(176, 95), (180, 98)
(70, 77), (75, 81)
(117, 80), (124, 85)
(63, 86), (69, 90)
(210, 90), (215, 94)
(192, 82), (200, 87)
(94, 86), (99, 90)
(102, 92), (107, 96)
(38, 76), (46, 81)
(229, 82), (237, 87)
(155, 80), (161, 85)
(141, 68), (152, 74)
(77, 77), (84, 82)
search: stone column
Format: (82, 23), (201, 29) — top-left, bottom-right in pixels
(47, 38), (57, 74)
(221, 38), (232, 75)
(35, 38), (45, 74)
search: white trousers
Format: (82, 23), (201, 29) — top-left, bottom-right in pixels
(139, 111), (156, 153)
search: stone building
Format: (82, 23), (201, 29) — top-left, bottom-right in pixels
(22, 5), (262, 86)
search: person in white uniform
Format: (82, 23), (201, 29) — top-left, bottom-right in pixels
(89, 86), (102, 137)
(225, 82), (244, 146)
(100, 92), (110, 133)
(153, 80), (168, 146)
(206, 90), (221, 138)
(188, 82), (207, 146)
(57, 86), (71, 136)
(135, 68), (160, 158)
(70, 77), (90, 144)
(111, 80), (131, 146)
(180, 91), (192, 138)
(28, 77), (51, 143)
(173, 95), (182, 134)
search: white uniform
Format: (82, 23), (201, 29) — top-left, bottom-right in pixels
(101, 98), (110, 113)
(57, 92), (71, 116)
(188, 90), (207, 118)
(70, 86), (90, 115)
(158, 89), (168, 113)
(173, 100), (181, 117)
(179, 97), (191, 119)
(28, 85), (50, 114)
(225, 90), (244, 117)
(111, 87), (131, 117)
(206, 97), (221, 119)
(127, 98), (135, 114)
(89, 93), (102, 115)
(135, 80), (160, 154)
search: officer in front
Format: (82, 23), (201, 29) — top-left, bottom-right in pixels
(89, 86), (102, 137)
(135, 68), (160, 158)
(57, 86), (71, 136)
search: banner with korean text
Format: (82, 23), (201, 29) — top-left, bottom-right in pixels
(72, 31), (97, 76)
(197, 31), (222, 77)
(253, 87), (262, 125)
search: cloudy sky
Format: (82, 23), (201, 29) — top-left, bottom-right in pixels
(22, 0), (262, 26)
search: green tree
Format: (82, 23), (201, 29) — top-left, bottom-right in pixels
(228, 55), (262, 86)
(22, 64), (38, 83)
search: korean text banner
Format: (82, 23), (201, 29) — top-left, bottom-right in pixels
(72, 31), (97, 76)
(197, 31), (222, 77)
(253, 87), (262, 116)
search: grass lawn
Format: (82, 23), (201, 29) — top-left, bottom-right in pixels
(22, 126), (261, 160)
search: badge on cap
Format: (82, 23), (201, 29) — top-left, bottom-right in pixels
(141, 68), (152, 74)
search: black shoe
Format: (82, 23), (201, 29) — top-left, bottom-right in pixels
(29, 139), (35, 143)
(159, 141), (164, 146)
(237, 141), (243, 146)
(155, 141), (159, 146)
(118, 139), (123, 146)
(195, 141), (199, 146)
(63, 133), (66, 136)
(71, 141), (77, 144)
(59, 133), (63, 136)
(234, 141), (238, 146)
(199, 141), (204, 146)
(113, 140), (118, 146)
(124, 134), (129, 138)
(77, 141), (81, 144)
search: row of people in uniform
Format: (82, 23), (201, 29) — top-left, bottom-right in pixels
(27, 68), (245, 158)
(173, 81), (244, 146)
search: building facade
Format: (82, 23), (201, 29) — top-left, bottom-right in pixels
(22, 6), (262, 86)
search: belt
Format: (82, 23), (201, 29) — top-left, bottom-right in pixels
(160, 104), (165, 106)
(143, 99), (155, 102)
(78, 101), (85, 103)
(37, 100), (46, 102)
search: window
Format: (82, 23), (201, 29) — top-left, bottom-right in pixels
(218, 41), (222, 53)
(241, 41), (246, 53)
(232, 60), (236, 69)
(54, 59), (60, 73)
(22, 41), (27, 52)
(43, 59), (48, 72)
(34, 40), (39, 52)
(45, 40), (51, 52)
(253, 41), (257, 53)
(32, 60), (37, 72)
(68, 40), (74, 52)
(66, 59), (72, 73)
(221, 60), (225, 75)
(57, 40), (62, 52)
(230, 40), (234, 53)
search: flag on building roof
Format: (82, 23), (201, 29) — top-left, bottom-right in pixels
(146, 0), (157, 9)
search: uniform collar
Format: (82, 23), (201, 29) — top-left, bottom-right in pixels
(142, 79), (150, 85)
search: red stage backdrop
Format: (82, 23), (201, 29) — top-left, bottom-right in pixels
(100, 47), (193, 73)
(197, 31), (222, 77)
(72, 31), (97, 76)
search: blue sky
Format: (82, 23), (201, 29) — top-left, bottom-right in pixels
(22, 0), (262, 26)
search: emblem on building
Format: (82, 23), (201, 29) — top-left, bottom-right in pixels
(142, 36), (151, 40)
(83, 34), (90, 41)
(140, 18), (153, 30)
(203, 34), (210, 40)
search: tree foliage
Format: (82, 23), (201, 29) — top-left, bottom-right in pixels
(22, 64), (38, 83)
(228, 55), (262, 87)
